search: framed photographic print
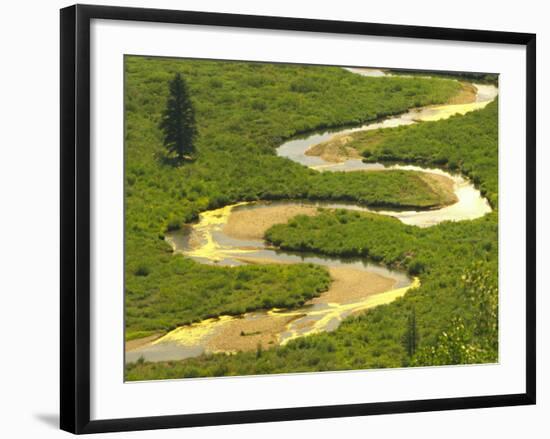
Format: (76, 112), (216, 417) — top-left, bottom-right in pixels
(60, 4), (536, 434)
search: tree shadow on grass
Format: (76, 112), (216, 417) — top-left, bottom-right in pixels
(157, 154), (196, 167)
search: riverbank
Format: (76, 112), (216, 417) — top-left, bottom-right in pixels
(445, 82), (477, 104)
(223, 204), (319, 240)
(125, 262), (403, 360)
(419, 172), (458, 206)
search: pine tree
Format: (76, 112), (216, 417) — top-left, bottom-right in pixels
(159, 73), (197, 162)
(403, 307), (419, 358)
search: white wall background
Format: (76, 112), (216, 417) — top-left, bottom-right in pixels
(0, 0), (546, 437)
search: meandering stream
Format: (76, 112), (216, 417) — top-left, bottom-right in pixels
(126, 70), (497, 364)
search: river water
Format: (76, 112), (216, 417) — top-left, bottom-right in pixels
(126, 69), (497, 364)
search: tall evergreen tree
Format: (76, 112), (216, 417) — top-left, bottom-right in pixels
(159, 73), (197, 162)
(403, 307), (419, 358)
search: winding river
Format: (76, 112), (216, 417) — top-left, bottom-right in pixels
(126, 70), (497, 364)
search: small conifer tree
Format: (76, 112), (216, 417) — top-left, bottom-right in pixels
(159, 73), (197, 161)
(403, 307), (419, 357)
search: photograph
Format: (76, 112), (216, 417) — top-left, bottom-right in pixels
(123, 56), (500, 381)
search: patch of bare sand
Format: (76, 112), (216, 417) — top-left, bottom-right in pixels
(235, 258), (397, 305)
(309, 267), (396, 305)
(447, 82), (477, 105)
(125, 333), (163, 352)
(223, 205), (319, 240)
(305, 134), (363, 163)
(205, 314), (299, 353)
(420, 172), (458, 206)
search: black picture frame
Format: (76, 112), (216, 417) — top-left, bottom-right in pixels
(60, 3), (536, 434)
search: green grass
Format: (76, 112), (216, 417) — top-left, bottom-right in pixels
(124, 56), (463, 340)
